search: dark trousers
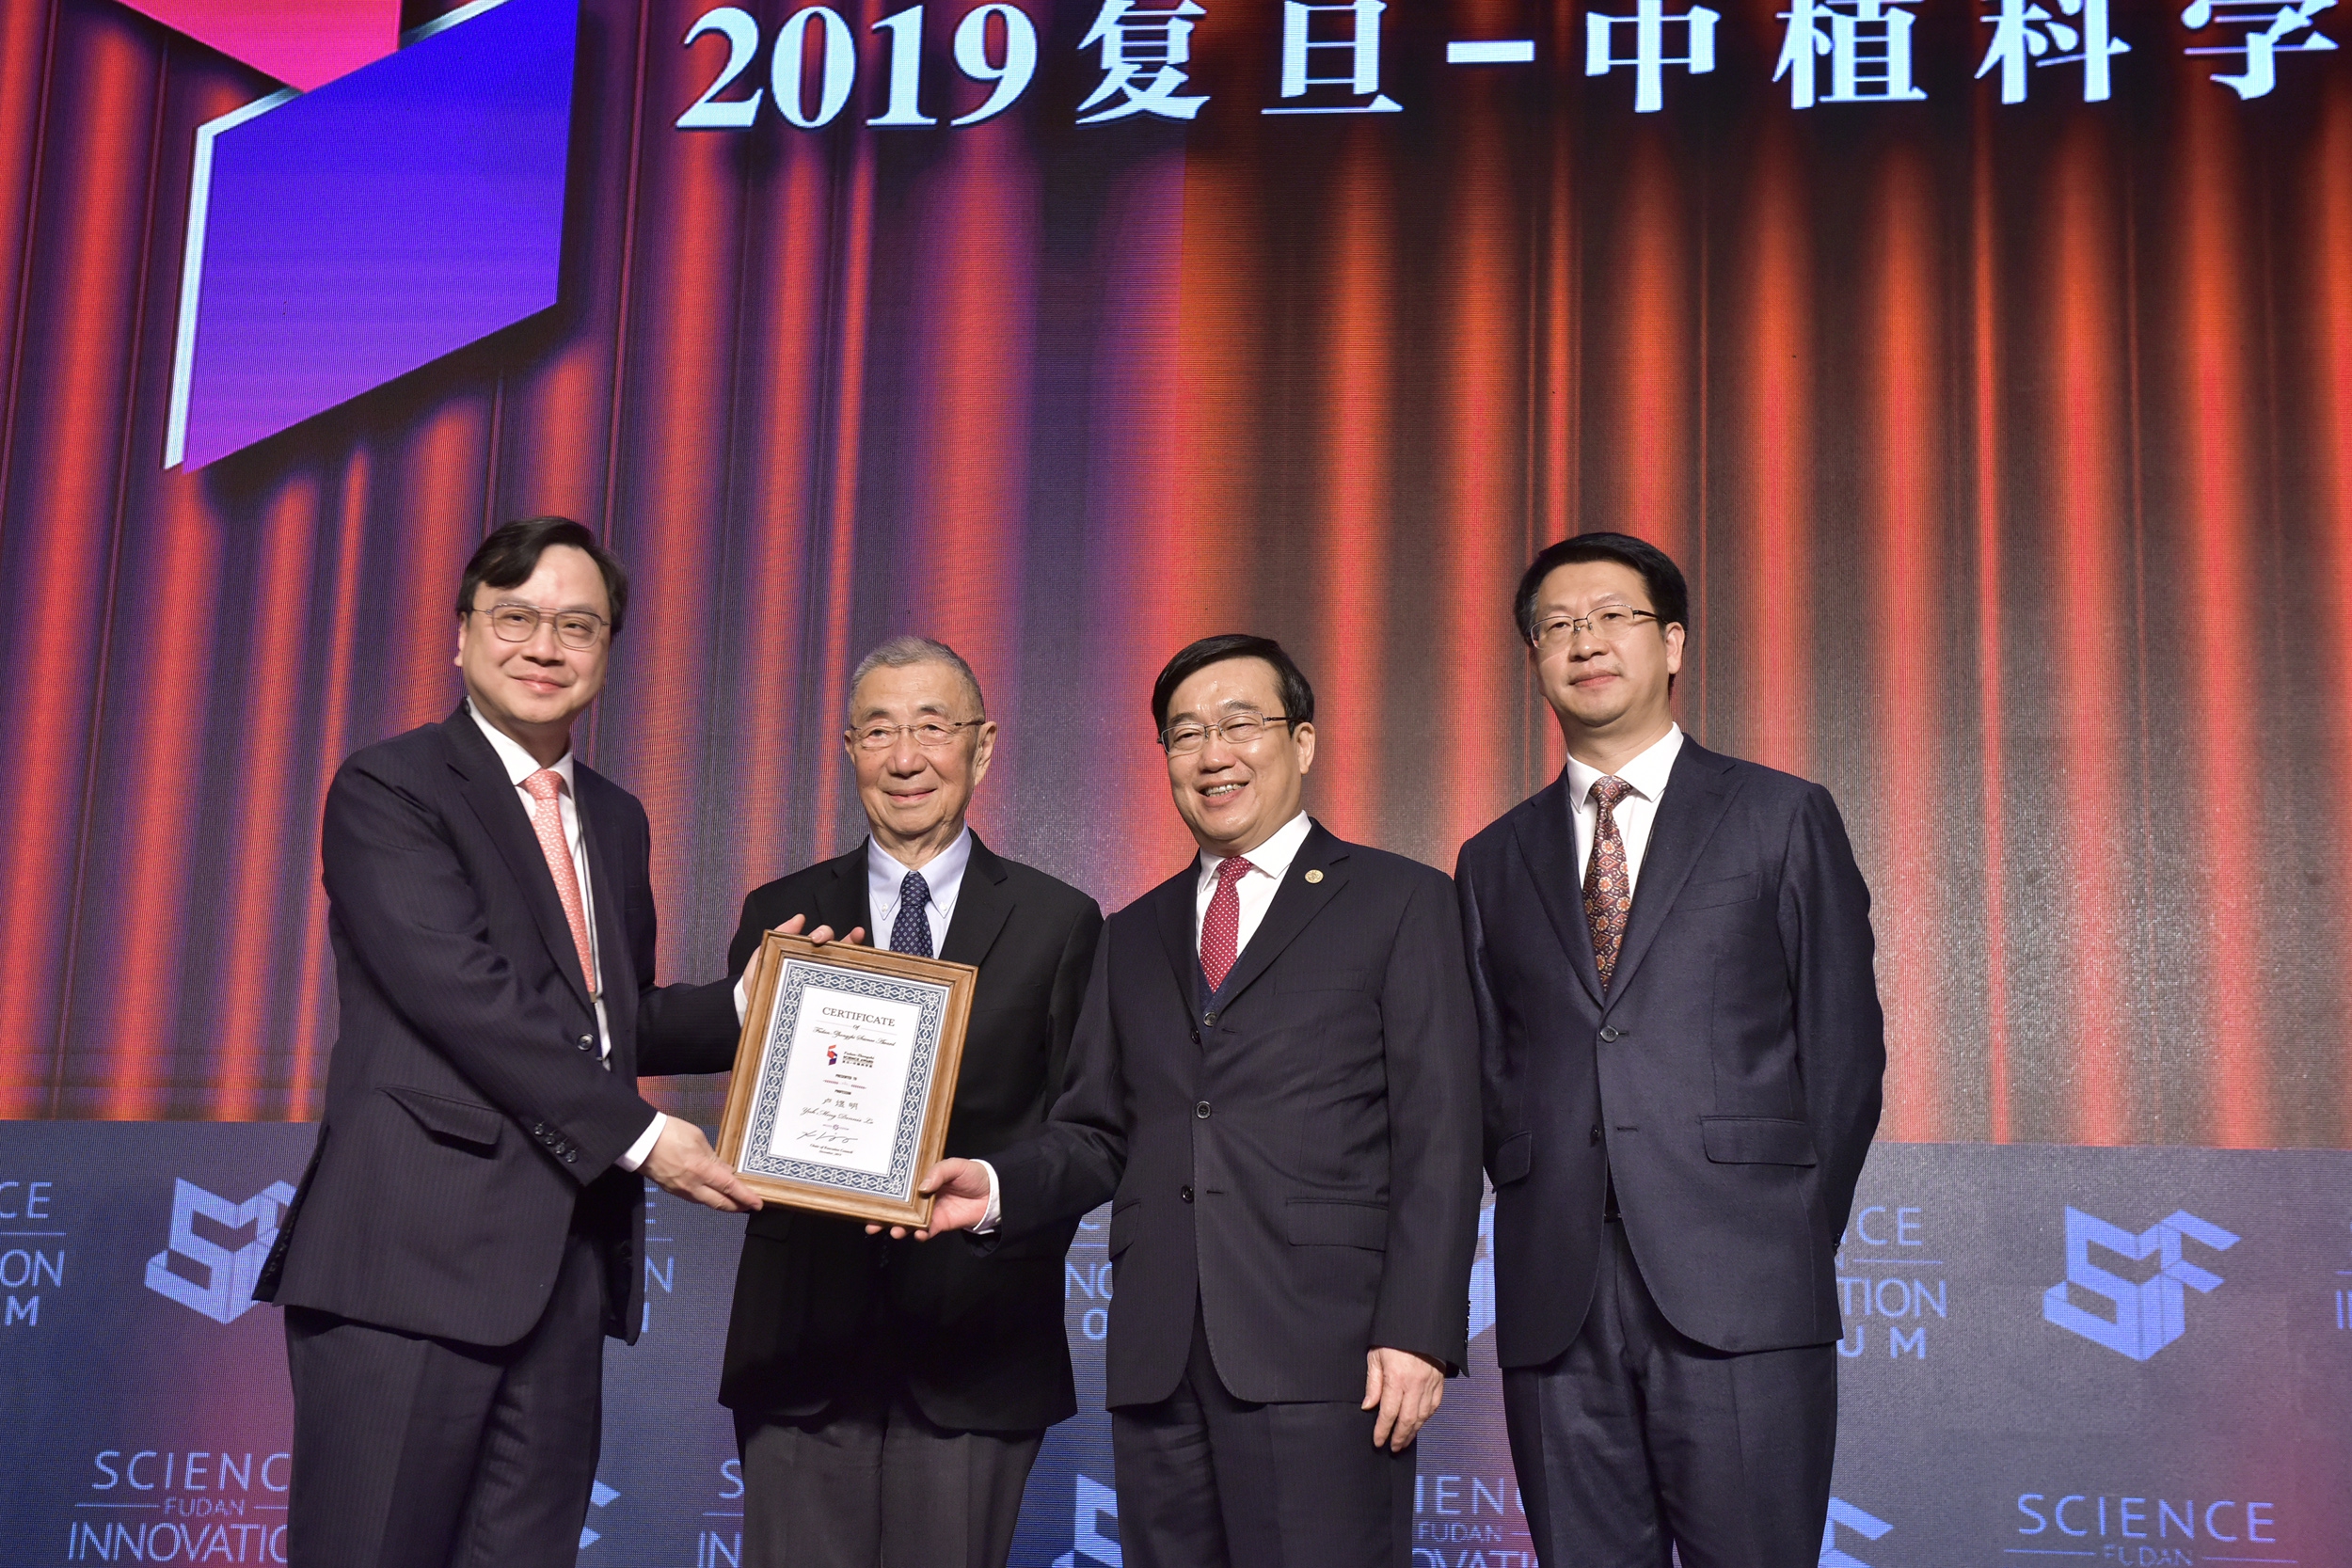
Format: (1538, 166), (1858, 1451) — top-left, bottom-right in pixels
(1502, 1219), (1836, 1568)
(281, 1226), (607, 1568)
(1109, 1308), (1415, 1568)
(735, 1390), (1043, 1568)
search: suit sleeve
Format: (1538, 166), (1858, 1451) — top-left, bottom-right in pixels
(1453, 850), (1514, 1178)
(1370, 869), (1485, 1374)
(321, 758), (657, 1177)
(988, 922), (1127, 1239)
(1039, 897), (1106, 1126)
(1778, 784), (1885, 1234)
(724, 886), (773, 980)
(628, 800), (742, 1078)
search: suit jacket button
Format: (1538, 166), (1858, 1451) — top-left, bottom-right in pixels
(579, 1035), (593, 1050)
(1181, 1184), (1194, 1202)
(1590, 1125), (1603, 1146)
(1599, 1026), (1621, 1043)
(1202, 1011), (1218, 1026)
(1195, 1101), (1212, 1119)
(563, 1150), (577, 1164)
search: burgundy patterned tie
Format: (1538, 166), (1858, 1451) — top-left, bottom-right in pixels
(1199, 855), (1255, 994)
(1583, 776), (1635, 992)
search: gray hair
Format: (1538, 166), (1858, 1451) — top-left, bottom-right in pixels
(849, 635), (987, 719)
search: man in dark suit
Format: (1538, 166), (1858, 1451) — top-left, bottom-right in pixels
(1454, 532), (1884, 1567)
(256, 517), (810, 1568)
(716, 636), (1102, 1568)
(911, 634), (1483, 1568)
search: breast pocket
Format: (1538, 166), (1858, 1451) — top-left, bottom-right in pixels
(1679, 871), (1762, 911)
(1275, 968), (1375, 994)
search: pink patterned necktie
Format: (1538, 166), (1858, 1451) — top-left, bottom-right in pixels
(1583, 776), (1635, 992)
(1199, 855), (1256, 994)
(524, 768), (598, 997)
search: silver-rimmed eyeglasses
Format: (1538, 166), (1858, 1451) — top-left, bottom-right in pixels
(1530, 606), (1661, 650)
(850, 720), (986, 752)
(471, 602), (610, 651)
(1161, 713), (1296, 754)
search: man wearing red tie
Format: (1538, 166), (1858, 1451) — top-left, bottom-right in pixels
(910, 634), (1483, 1568)
(257, 517), (819, 1568)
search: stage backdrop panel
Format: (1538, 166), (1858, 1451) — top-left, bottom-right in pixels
(0, 0), (2348, 1148)
(4, 1123), (2345, 1566)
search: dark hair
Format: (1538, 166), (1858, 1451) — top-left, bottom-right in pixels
(1150, 634), (1316, 736)
(456, 516), (630, 637)
(1513, 531), (1690, 644)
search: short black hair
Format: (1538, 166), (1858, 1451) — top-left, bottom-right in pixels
(456, 516), (629, 637)
(1151, 634), (1316, 736)
(1513, 531), (1690, 644)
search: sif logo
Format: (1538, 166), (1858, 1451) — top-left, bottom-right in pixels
(144, 1179), (296, 1325)
(118, 0), (579, 469)
(2042, 1206), (2239, 1360)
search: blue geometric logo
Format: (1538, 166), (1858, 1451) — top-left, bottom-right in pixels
(2042, 1205), (2239, 1360)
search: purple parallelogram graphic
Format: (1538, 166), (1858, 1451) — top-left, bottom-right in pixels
(166, 0), (579, 469)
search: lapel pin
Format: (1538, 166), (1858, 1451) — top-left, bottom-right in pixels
(1304, 868), (1324, 884)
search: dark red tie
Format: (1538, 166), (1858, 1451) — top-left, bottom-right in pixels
(1200, 855), (1255, 993)
(1583, 777), (1635, 991)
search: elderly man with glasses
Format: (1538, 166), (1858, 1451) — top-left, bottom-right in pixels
(906, 632), (1483, 1568)
(716, 635), (1103, 1568)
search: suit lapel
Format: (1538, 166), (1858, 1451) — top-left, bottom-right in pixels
(1210, 822), (1349, 1011)
(1511, 774), (1604, 1008)
(443, 706), (596, 1012)
(940, 834), (1013, 969)
(818, 847), (871, 942)
(576, 773), (634, 1069)
(1604, 740), (1741, 1003)
(1152, 863), (1203, 1013)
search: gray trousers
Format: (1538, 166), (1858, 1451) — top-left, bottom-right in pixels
(1108, 1310), (1416, 1568)
(735, 1390), (1043, 1568)
(281, 1226), (606, 1568)
(1502, 1219), (1837, 1568)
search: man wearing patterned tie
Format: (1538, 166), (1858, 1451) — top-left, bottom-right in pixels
(910, 634), (1483, 1568)
(716, 636), (1102, 1568)
(1454, 533), (1885, 1568)
(257, 516), (796, 1568)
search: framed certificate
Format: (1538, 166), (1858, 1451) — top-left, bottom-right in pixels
(715, 932), (977, 1227)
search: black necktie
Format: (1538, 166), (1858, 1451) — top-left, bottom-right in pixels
(890, 869), (933, 958)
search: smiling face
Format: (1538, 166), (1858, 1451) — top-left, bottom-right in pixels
(1163, 656), (1315, 859)
(845, 659), (995, 867)
(454, 543), (612, 763)
(1528, 559), (1683, 760)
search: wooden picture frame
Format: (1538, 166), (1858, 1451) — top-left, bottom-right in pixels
(715, 932), (977, 1228)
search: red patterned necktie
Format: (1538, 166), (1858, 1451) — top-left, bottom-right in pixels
(1583, 776), (1635, 992)
(524, 768), (599, 998)
(1199, 855), (1256, 994)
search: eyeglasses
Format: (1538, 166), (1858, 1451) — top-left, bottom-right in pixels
(1161, 713), (1296, 754)
(850, 720), (986, 752)
(470, 602), (609, 651)
(1530, 606), (1661, 650)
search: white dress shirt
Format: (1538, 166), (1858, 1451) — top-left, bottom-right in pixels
(1192, 810), (1313, 962)
(869, 828), (974, 954)
(1564, 723), (1685, 895)
(468, 703), (664, 1173)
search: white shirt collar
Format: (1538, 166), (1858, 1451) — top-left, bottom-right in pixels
(868, 825), (974, 908)
(1565, 723), (1684, 808)
(1199, 810), (1314, 884)
(469, 699), (575, 793)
